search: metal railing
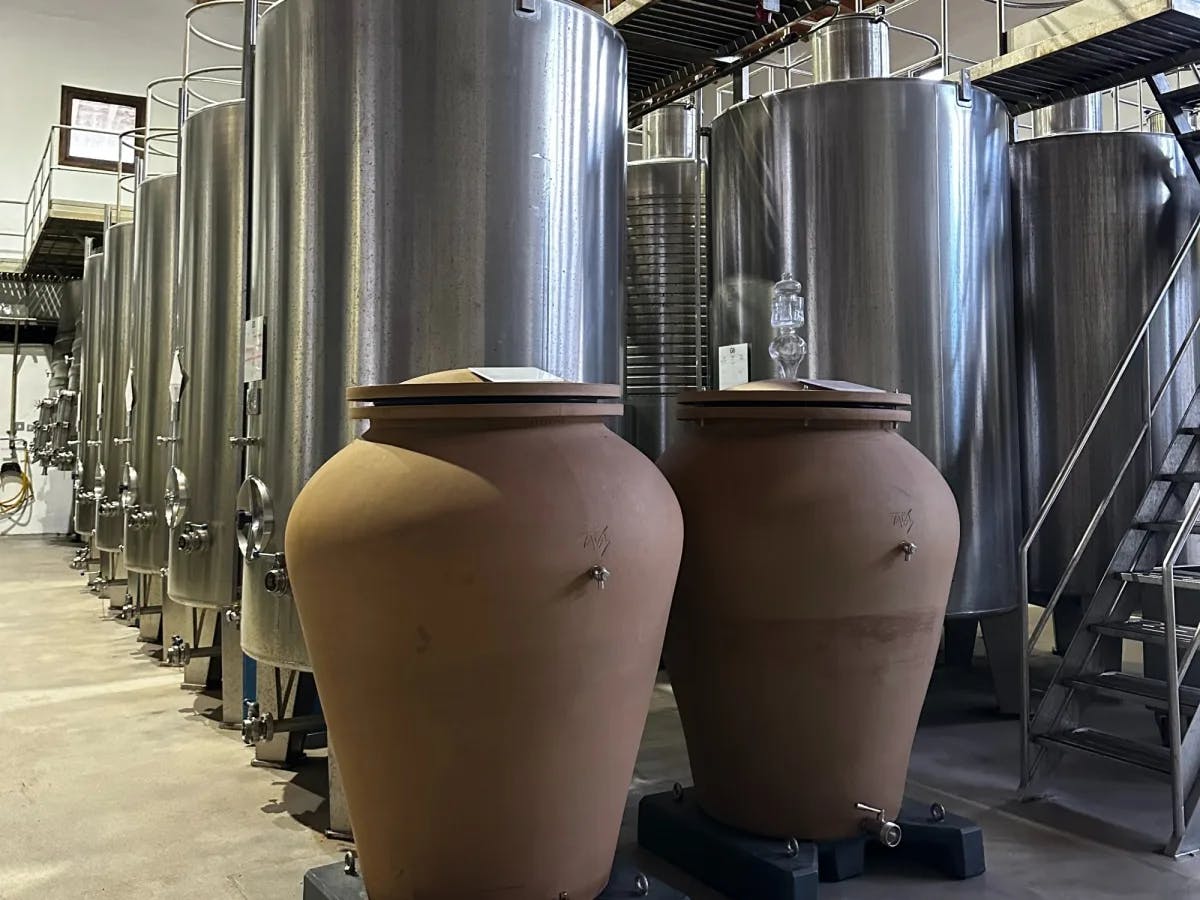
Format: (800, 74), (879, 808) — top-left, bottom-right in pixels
(1017, 206), (1200, 787)
(0, 124), (133, 271)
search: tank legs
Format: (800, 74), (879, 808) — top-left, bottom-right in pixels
(980, 610), (1024, 717)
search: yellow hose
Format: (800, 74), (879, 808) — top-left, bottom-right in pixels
(0, 445), (35, 517)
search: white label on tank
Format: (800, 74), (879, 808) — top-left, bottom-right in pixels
(244, 316), (265, 383)
(469, 367), (564, 383)
(717, 344), (750, 390)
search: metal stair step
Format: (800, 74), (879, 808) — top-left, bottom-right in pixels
(1119, 569), (1200, 589)
(1034, 727), (1171, 776)
(1133, 520), (1200, 533)
(1156, 473), (1200, 483)
(1065, 671), (1200, 710)
(1160, 83), (1200, 108)
(1093, 616), (1197, 647)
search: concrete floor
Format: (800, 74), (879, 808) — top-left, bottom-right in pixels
(6, 536), (1200, 899)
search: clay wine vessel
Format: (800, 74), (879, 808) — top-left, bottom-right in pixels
(285, 370), (684, 899)
(658, 380), (959, 841)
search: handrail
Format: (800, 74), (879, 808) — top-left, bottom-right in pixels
(1162, 488), (1200, 847)
(1019, 207), (1200, 785)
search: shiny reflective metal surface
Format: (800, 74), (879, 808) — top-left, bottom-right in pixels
(96, 223), (136, 554)
(169, 101), (245, 610)
(245, 0), (626, 669)
(709, 78), (1020, 617)
(125, 175), (179, 575)
(812, 13), (889, 83)
(1032, 95), (1102, 137)
(75, 251), (104, 535)
(642, 103), (695, 159)
(626, 103), (706, 459)
(1014, 131), (1200, 597)
(53, 282), (84, 471)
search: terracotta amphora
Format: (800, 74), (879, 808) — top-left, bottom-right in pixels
(285, 371), (683, 899)
(658, 380), (960, 841)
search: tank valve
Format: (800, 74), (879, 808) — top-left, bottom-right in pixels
(176, 523), (210, 554)
(118, 600), (137, 621)
(128, 508), (156, 530)
(165, 635), (219, 666)
(70, 548), (90, 570)
(264, 555), (290, 595)
(589, 565), (610, 590)
(343, 850), (358, 877)
(899, 541), (917, 561)
(98, 499), (123, 518)
(242, 703), (276, 744)
(224, 605), (241, 627)
(165, 635), (190, 667)
(856, 803), (902, 848)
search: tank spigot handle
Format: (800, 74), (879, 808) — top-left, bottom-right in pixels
(899, 541), (917, 561)
(343, 850), (358, 877)
(224, 605), (241, 628)
(589, 565), (610, 590)
(155, 435), (178, 446)
(856, 803), (902, 847)
(242, 708), (276, 745)
(165, 635), (191, 667)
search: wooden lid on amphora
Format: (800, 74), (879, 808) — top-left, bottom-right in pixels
(677, 379), (911, 424)
(347, 368), (623, 420)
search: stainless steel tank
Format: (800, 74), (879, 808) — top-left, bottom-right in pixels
(626, 102), (707, 459)
(75, 251), (104, 535)
(1014, 111), (1200, 602)
(168, 100), (244, 609)
(51, 280), (84, 470)
(96, 222), (136, 554)
(709, 13), (1020, 617)
(243, 0), (626, 669)
(125, 175), (179, 574)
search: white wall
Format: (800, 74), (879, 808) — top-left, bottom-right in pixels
(0, 0), (193, 246)
(0, 344), (74, 536)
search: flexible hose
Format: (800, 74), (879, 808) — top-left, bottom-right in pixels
(0, 445), (35, 517)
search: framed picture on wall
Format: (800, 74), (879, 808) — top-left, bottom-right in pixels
(57, 85), (146, 173)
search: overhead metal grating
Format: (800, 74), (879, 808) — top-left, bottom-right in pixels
(607, 0), (836, 121)
(969, 0), (1200, 114)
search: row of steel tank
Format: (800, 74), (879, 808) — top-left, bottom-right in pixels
(63, 0), (1199, 709)
(66, 0), (625, 726)
(626, 14), (1200, 637)
(29, 281), (83, 474)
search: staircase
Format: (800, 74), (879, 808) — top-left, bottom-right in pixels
(974, 0), (1200, 858)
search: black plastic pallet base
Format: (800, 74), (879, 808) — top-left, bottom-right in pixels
(638, 787), (984, 900)
(302, 853), (689, 899)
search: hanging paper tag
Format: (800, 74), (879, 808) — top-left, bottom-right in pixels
(169, 351), (186, 405)
(244, 316), (265, 383)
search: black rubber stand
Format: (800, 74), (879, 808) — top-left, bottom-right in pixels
(302, 852), (689, 899)
(637, 787), (984, 900)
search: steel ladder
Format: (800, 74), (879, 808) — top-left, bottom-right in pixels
(1020, 74), (1200, 859)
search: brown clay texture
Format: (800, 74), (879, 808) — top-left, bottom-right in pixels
(286, 401), (683, 899)
(658, 408), (959, 842)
